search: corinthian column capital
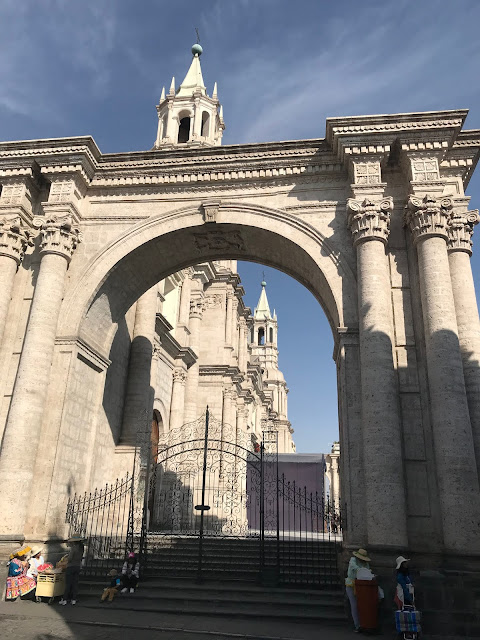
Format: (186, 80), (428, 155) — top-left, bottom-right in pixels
(0, 214), (35, 264)
(347, 197), (392, 246)
(447, 208), (480, 255)
(172, 367), (187, 385)
(37, 214), (81, 262)
(405, 194), (453, 244)
(189, 296), (205, 319)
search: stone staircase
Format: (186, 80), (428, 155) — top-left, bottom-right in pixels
(77, 535), (346, 624)
(143, 534), (341, 587)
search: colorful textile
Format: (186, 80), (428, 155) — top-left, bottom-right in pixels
(5, 559), (36, 599)
(395, 609), (421, 633)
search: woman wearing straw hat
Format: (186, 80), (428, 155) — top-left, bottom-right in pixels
(345, 548), (371, 632)
(5, 546), (36, 601)
(58, 533), (85, 606)
(26, 547), (45, 582)
(394, 556), (414, 609)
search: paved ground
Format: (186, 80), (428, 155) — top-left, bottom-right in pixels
(0, 599), (395, 640)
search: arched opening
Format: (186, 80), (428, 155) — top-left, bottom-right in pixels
(162, 115), (168, 140)
(178, 116), (190, 143)
(54, 205), (361, 548)
(269, 327), (274, 343)
(258, 327), (265, 345)
(201, 111), (210, 137)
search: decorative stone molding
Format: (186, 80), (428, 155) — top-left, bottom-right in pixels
(410, 158), (440, 182)
(204, 294), (223, 309)
(447, 208), (480, 255)
(193, 229), (245, 253)
(352, 161), (381, 185)
(189, 296), (205, 319)
(201, 200), (220, 223)
(347, 197), (393, 246)
(0, 214), (34, 264)
(405, 194), (453, 244)
(36, 214), (81, 262)
(172, 368), (187, 385)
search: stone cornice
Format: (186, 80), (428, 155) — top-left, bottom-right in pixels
(327, 111), (467, 170)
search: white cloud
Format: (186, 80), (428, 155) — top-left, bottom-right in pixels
(218, 0), (480, 143)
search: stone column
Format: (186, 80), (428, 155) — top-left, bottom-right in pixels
(0, 215), (80, 536)
(225, 290), (233, 345)
(120, 286), (158, 446)
(447, 207), (480, 476)
(347, 197), (408, 548)
(238, 317), (248, 374)
(406, 194), (480, 551)
(169, 367), (187, 433)
(178, 268), (193, 326)
(183, 295), (204, 422)
(0, 215), (32, 346)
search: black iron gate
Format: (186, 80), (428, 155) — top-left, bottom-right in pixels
(66, 408), (342, 586)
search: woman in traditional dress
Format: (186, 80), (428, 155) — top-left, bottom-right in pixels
(5, 546), (36, 600)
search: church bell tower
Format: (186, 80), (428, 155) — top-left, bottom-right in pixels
(154, 44), (225, 149)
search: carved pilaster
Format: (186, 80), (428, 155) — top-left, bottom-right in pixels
(0, 215), (34, 264)
(447, 209), (480, 255)
(405, 194), (453, 244)
(0, 175), (39, 223)
(37, 215), (81, 262)
(347, 197), (393, 246)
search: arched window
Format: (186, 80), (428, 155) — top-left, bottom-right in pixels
(250, 327), (255, 344)
(178, 116), (191, 143)
(269, 327), (274, 343)
(201, 111), (210, 137)
(162, 115), (168, 139)
(258, 328), (265, 345)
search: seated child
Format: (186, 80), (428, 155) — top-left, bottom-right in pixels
(101, 569), (121, 602)
(121, 552), (140, 594)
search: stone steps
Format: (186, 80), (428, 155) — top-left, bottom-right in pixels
(77, 577), (347, 622)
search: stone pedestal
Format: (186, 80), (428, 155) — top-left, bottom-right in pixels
(407, 194), (480, 552)
(347, 197), (408, 548)
(0, 215), (80, 536)
(447, 208), (480, 476)
(120, 286), (158, 446)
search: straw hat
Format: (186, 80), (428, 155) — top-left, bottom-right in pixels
(396, 555), (410, 569)
(67, 533), (86, 542)
(30, 547), (43, 558)
(9, 545), (31, 560)
(353, 548), (371, 562)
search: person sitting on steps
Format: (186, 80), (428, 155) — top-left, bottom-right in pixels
(121, 552), (139, 593)
(101, 569), (122, 602)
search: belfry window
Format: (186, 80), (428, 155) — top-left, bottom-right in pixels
(269, 327), (274, 343)
(178, 117), (191, 143)
(258, 328), (265, 345)
(201, 111), (210, 137)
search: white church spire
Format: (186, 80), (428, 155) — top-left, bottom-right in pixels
(154, 43), (225, 149)
(254, 279), (272, 320)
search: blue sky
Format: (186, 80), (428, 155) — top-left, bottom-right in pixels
(1, 0), (479, 453)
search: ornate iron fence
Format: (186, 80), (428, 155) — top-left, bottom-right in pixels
(65, 473), (133, 576)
